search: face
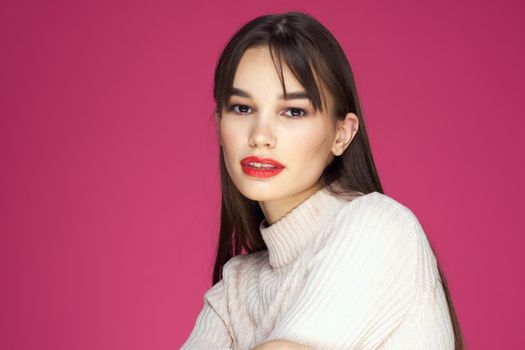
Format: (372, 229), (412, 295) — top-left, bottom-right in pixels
(218, 46), (355, 211)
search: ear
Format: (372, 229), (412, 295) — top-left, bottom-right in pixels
(331, 112), (359, 156)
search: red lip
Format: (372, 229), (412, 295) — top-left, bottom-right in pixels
(240, 156), (285, 168)
(240, 156), (285, 178)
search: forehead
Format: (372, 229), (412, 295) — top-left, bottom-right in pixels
(231, 46), (333, 113)
(232, 46), (306, 97)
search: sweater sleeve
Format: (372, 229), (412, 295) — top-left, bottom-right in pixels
(412, 278), (455, 349)
(180, 278), (234, 350)
(263, 198), (439, 350)
(377, 277), (455, 349)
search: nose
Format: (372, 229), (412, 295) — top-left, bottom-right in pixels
(248, 113), (276, 149)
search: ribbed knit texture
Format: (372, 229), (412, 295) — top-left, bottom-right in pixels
(180, 186), (455, 349)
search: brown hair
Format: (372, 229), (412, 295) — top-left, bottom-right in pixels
(211, 11), (464, 349)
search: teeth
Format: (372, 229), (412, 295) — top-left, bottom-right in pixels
(247, 162), (277, 169)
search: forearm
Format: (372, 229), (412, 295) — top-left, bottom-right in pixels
(251, 339), (315, 350)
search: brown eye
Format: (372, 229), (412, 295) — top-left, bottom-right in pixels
(229, 104), (252, 114)
(284, 108), (307, 119)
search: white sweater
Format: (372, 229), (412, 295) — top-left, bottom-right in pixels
(180, 186), (455, 349)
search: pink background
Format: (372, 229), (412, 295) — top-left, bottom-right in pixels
(1, 0), (523, 349)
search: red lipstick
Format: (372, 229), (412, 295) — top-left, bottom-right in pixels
(240, 156), (285, 178)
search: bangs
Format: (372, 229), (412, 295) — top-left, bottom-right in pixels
(216, 37), (332, 117)
(266, 38), (331, 114)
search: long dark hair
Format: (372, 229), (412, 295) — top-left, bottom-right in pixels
(211, 11), (464, 349)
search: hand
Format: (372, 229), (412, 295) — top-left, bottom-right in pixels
(250, 339), (315, 350)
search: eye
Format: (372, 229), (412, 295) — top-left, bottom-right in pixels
(229, 104), (253, 115)
(227, 104), (307, 119)
(283, 108), (307, 119)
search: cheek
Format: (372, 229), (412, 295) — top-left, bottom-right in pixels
(219, 120), (242, 157)
(290, 125), (333, 161)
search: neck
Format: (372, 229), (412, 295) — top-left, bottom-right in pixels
(258, 181), (323, 225)
(258, 183), (350, 268)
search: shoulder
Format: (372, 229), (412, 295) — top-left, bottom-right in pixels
(328, 191), (440, 284)
(342, 191), (418, 221)
(332, 191), (421, 238)
(319, 191), (426, 265)
(204, 252), (263, 302)
(221, 250), (269, 279)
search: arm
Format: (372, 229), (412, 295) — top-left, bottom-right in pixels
(262, 200), (431, 349)
(379, 276), (455, 349)
(180, 279), (234, 350)
(414, 277), (456, 349)
(251, 339), (316, 350)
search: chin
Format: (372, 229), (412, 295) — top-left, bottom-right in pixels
(234, 179), (283, 202)
(238, 187), (274, 202)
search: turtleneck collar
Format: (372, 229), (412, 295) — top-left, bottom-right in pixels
(259, 185), (349, 269)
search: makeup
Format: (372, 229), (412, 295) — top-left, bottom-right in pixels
(240, 156), (285, 178)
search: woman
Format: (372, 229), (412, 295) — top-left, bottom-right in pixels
(181, 11), (464, 350)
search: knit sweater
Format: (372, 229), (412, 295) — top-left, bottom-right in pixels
(180, 186), (455, 349)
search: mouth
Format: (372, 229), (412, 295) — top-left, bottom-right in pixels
(240, 156), (285, 178)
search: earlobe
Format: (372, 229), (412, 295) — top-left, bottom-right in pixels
(331, 135), (346, 156)
(331, 112), (359, 156)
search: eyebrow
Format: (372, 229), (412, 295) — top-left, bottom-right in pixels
(231, 87), (310, 100)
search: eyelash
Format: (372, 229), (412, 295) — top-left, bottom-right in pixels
(227, 104), (308, 119)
